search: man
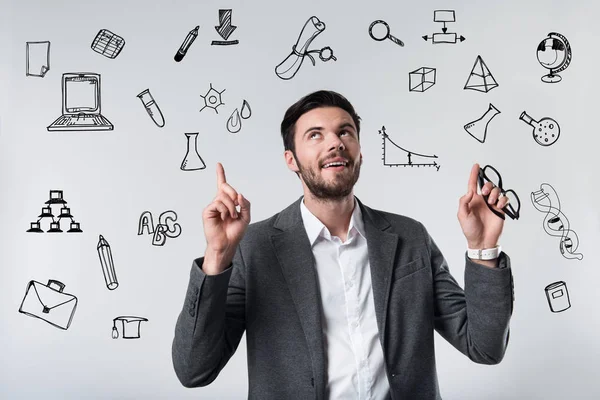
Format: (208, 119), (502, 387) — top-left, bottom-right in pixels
(172, 90), (514, 399)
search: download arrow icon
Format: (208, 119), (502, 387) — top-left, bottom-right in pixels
(212, 9), (239, 45)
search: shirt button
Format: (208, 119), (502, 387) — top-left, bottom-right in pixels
(353, 321), (359, 328)
(347, 281), (353, 288)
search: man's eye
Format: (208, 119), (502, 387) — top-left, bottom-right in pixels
(310, 132), (321, 139)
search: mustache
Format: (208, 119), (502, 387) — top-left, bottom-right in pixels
(320, 152), (352, 165)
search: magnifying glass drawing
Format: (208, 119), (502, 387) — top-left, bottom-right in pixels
(369, 20), (404, 47)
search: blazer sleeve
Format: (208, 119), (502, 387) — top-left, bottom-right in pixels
(172, 245), (247, 387)
(424, 224), (514, 365)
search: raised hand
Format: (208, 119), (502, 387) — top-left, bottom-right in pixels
(202, 162), (251, 274)
(457, 163), (508, 250)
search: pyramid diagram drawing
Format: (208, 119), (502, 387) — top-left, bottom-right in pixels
(464, 55), (498, 92)
(26, 190), (83, 233)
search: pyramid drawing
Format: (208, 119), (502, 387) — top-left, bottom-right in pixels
(464, 55), (498, 92)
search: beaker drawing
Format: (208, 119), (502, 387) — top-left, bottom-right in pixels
(181, 132), (206, 171)
(464, 103), (500, 143)
(519, 111), (560, 146)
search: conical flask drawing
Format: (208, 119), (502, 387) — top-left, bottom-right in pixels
(464, 103), (500, 143)
(180, 132), (206, 171)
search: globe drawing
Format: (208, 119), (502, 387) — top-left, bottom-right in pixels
(536, 32), (572, 83)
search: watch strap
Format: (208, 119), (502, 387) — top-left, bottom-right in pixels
(467, 245), (501, 260)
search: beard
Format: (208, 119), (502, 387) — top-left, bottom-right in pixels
(295, 152), (361, 201)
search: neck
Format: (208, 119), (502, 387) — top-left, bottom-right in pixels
(303, 191), (355, 241)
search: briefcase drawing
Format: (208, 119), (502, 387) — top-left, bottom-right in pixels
(19, 279), (78, 330)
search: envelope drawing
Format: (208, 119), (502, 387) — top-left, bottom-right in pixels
(19, 279), (78, 330)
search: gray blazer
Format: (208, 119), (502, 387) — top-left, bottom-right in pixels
(172, 196), (514, 399)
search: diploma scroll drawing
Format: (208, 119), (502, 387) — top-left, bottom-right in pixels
(275, 16), (337, 80)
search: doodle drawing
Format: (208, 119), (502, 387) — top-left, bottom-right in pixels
(368, 20), (404, 46)
(97, 235), (118, 290)
(464, 55), (498, 92)
(47, 73), (113, 131)
(112, 316), (148, 339)
(27, 190), (83, 233)
(138, 210), (182, 246)
(199, 83), (226, 114)
(226, 99), (252, 134)
(275, 16), (336, 80)
(378, 126), (440, 170)
(212, 9), (238, 45)
(545, 281), (571, 312)
(409, 67), (436, 92)
(537, 32), (572, 83)
(181, 132), (206, 170)
(137, 89), (165, 127)
(26, 41), (50, 77)
(91, 29), (125, 59)
(519, 111), (560, 146)
(175, 25), (199, 62)
(531, 183), (583, 260)
(423, 10), (465, 44)
(464, 103), (500, 143)
(19, 279), (78, 330)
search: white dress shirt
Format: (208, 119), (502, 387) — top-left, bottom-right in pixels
(300, 197), (390, 399)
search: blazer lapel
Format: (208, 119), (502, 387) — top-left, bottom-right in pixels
(269, 196), (399, 397)
(271, 197), (326, 399)
(357, 198), (400, 350)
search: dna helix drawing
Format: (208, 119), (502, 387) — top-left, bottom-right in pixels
(531, 183), (583, 260)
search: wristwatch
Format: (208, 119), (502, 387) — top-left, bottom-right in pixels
(467, 245), (501, 260)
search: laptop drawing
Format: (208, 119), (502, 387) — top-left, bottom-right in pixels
(47, 72), (113, 131)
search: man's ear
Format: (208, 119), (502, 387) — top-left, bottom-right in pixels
(284, 150), (299, 172)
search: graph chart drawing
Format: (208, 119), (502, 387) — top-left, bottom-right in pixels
(378, 126), (440, 171)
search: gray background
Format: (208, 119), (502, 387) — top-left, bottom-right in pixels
(1, 0), (599, 398)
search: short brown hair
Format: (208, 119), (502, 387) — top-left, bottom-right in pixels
(280, 90), (361, 155)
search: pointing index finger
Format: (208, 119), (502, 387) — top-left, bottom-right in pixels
(216, 162), (227, 189)
(468, 163), (480, 193)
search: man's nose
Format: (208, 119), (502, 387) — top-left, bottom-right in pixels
(328, 134), (345, 151)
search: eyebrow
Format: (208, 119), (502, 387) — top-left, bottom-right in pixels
(303, 122), (357, 137)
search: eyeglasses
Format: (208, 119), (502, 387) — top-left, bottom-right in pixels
(477, 165), (521, 220)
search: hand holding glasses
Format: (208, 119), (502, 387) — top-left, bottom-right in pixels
(477, 165), (521, 220)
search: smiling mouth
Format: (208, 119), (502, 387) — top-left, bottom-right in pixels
(322, 161), (348, 169)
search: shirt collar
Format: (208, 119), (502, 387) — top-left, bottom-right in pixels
(300, 196), (365, 245)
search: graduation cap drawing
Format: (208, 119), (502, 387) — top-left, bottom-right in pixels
(112, 316), (148, 339)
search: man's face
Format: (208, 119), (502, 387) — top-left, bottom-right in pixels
(285, 106), (362, 200)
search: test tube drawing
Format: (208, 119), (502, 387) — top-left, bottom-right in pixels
(174, 25), (199, 62)
(97, 235), (118, 290)
(137, 89), (165, 127)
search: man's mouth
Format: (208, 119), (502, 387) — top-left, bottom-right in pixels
(322, 161), (347, 168)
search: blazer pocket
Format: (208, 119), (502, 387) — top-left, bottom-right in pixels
(392, 258), (426, 282)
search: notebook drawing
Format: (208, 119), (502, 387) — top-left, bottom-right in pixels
(47, 72), (114, 131)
